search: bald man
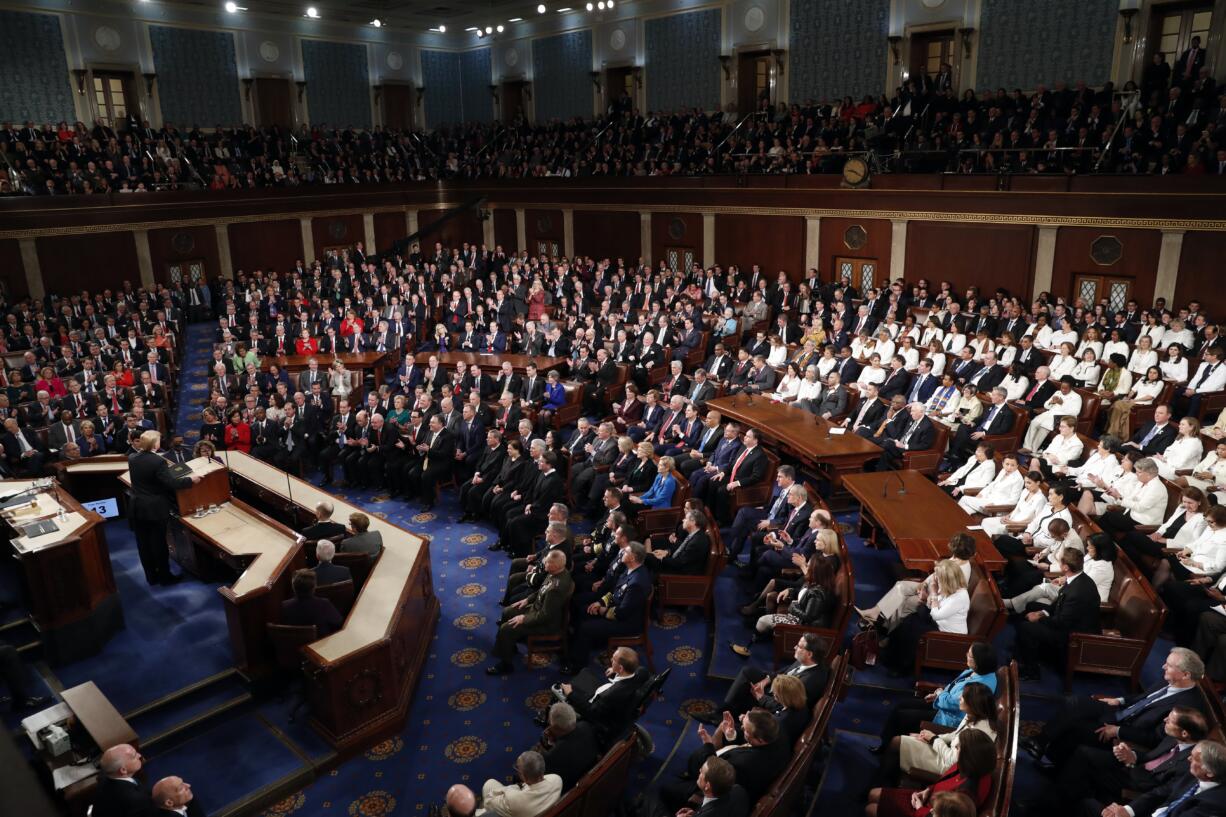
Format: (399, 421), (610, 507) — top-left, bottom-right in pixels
(444, 783), (476, 817)
(93, 744), (155, 817)
(152, 776), (203, 817)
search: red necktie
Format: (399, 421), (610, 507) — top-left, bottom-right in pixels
(1025, 382), (1041, 400)
(1144, 745), (1181, 772)
(729, 448), (750, 480)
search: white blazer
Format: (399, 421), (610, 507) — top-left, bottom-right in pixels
(930, 588), (970, 634)
(943, 458), (996, 491)
(1180, 527), (1226, 576)
(1042, 432), (1085, 467)
(1157, 508), (1208, 549)
(1069, 450), (1123, 488)
(900, 716), (998, 777)
(1122, 476), (1168, 526)
(1084, 558), (1116, 602)
(1156, 436), (1204, 480)
(982, 488), (1047, 537)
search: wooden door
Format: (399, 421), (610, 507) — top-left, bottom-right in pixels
(1149, 3), (1213, 70)
(252, 78), (292, 128)
(833, 257), (880, 292)
(909, 30), (955, 89)
(383, 84), (415, 131)
(737, 51), (771, 116)
(604, 67), (635, 116)
(501, 81), (526, 124)
(664, 246), (695, 273)
(91, 71), (135, 128)
(165, 259), (206, 287)
(1073, 274), (1133, 313)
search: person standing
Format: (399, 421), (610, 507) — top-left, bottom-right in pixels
(128, 430), (199, 585)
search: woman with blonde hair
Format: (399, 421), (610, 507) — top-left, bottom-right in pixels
(857, 534), (976, 631)
(881, 559), (970, 672)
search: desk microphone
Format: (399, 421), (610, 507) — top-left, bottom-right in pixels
(881, 469), (907, 498)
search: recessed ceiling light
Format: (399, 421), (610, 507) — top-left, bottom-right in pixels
(465, 26), (478, 31)
(496, 24), (504, 32)
(485, 25), (493, 33)
(586, 2), (593, 9)
(607, 0), (614, 6)
(370, 18), (382, 27)
(223, 1), (238, 12)
(438, 24), (446, 32)
(305, 7), (319, 18)
(508, 17), (523, 22)
(537, 3), (546, 11)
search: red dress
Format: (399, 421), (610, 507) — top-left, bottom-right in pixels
(876, 766), (990, 817)
(295, 337), (320, 355)
(527, 290), (546, 322)
(340, 317), (365, 337)
(224, 422), (252, 453)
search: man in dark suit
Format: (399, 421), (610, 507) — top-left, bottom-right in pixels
(903, 360), (939, 406)
(501, 453), (566, 556)
(1124, 404), (1178, 456)
(1015, 365), (1057, 412)
(948, 347), (982, 384)
(874, 403), (937, 471)
(558, 646), (649, 746)
(711, 429), (769, 524)
(1174, 36), (1206, 86)
(128, 430), (198, 585)
(457, 429), (506, 523)
(877, 356), (913, 399)
(93, 744), (156, 817)
(674, 410), (725, 478)
(946, 387), (1014, 468)
(487, 549), (573, 675)
(540, 703), (600, 790)
(311, 540), (352, 586)
(400, 414), (455, 508)
(966, 351), (1006, 391)
(1021, 644), (1207, 768)
(2, 417), (47, 476)
(570, 421), (620, 508)
(563, 542), (652, 673)
(281, 569), (342, 635)
(151, 776), (205, 817)
(704, 344), (734, 383)
(648, 509), (710, 574)
(844, 383), (885, 436)
(1013, 548), (1102, 683)
(453, 403), (487, 484)
(1044, 706), (1208, 813)
(718, 632), (830, 719)
(662, 710), (788, 808)
(301, 500), (347, 540)
(682, 368), (717, 407)
(1100, 740), (1226, 817)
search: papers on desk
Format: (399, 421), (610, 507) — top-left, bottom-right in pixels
(53, 763), (98, 791)
(966, 525), (984, 531)
(1211, 604), (1226, 618)
(827, 427), (847, 435)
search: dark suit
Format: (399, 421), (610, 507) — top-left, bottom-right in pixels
(966, 363), (1006, 391)
(904, 373), (940, 406)
(1127, 772), (1226, 817)
(1052, 735), (1193, 811)
(949, 401), (1015, 464)
(402, 428), (455, 502)
(652, 529), (710, 575)
(313, 561), (352, 586)
(280, 595), (342, 636)
(155, 802), (205, 817)
(92, 777), (156, 817)
(1128, 421), (1178, 456)
(1015, 571), (1101, 678)
(877, 368), (912, 399)
(671, 739), (790, 806)
(876, 415), (937, 471)
(543, 721), (600, 790)
(712, 445), (769, 524)
(128, 449), (193, 583)
(503, 469), (566, 555)
(567, 565), (651, 666)
(566, 667), (649, 745)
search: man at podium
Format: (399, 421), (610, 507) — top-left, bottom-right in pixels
(129, 431), (200, 585)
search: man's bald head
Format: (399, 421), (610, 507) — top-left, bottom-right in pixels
(444, 784), (477, 817)
(152, 776), (194, 809)
(100, 744), (142, 778)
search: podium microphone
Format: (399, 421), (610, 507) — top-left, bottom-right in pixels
(881, 468), (907, 498)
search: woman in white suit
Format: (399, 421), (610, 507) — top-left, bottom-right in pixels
(1029, 415), (1084, 480)
(981, 472), (1047, 537)
(1186, 440), (1226, 503)
(898, 682), (998, 779)
(938, 443), (996, 496)
(958, 453), (1025, 515)
(1154, 416), (1204, 481)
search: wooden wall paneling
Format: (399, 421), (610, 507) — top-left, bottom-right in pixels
(817, 217), (893, 283)
(35, 232), (138, 294)
(0, 239), (30, 300)
(905, 223), (1037, 300)
(147, 226), (222, 286)
(416, 208), (483, 254)
(373, 212), (407, 254)
(311, 214), (366, 256)
(226, 219), (305, 274)
(1051, 227), (1162, 307)
(524, 209), (564, 256)
(713, 214), (806, 282)
(650, 212), (703, 271)
(492, 209), (517, 250)
(1174, 231), (1226, 316)
(572, 210), (641, 263)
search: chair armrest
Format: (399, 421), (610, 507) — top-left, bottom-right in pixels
(1161, 547), (1182, 555)
(1133, 525), (1159, 534)
(918, 721), (955, 736)
(980, 504), (1013, 515)
(913, 681), (941, 694)
(960, 487), (982, 497)
(1004, 522), (1027, 532)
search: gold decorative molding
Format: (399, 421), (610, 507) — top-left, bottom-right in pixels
(4, 201), (1226, 242)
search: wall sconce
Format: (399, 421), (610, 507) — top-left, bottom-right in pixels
(887, 36), (902, 66)
(523, 83), (532, 102)
(957, 27), (975, 59)
(416, 86), (426, 106)
(141, 73), (157, 96)
(242, 78), (254, 100)
(1119, 9), (1138, 44)
(372, 84), (383, 104)
(589, 71), (602, 92)
(295, 81), (307, 102)
(632, 67), (643, 89)
(771, 49), (786, 76)
(72, 68), (88, 95)
(718, 54), (732, 80)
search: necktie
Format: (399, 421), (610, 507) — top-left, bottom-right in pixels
(68, 425), (75, 443)
(1163, 783), (1199, 817)
(1143, 744), (1182, 772)
(901, 419), (920, 445)
(1190, 363), (1217, 391)
(729, 448), (750, 480)
(981, 405), (1000, 430)
(1117, 686), (1169, 720)
(1140, 423), (1162, 447)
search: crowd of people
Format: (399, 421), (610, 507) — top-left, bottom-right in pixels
(7, 219), (1226, 815)
(5, 45), (1225, 194)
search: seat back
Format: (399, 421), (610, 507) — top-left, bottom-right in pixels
(315, 579), (355, 618)
(332, 551), (376, 590)
(734, 447), (779, 509)
(577, 733), (637, 817)
(632, 667), (672, 718)
(966, 563), (1006, 640)
(1074, 388), (1102, 436)
(266, 623), (317, 672)
(1110, 550), (1165, 642)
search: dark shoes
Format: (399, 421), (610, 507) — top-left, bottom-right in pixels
(485, 662), (513, 676)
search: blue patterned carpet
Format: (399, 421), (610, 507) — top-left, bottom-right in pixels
(9, 321), (1175, 817)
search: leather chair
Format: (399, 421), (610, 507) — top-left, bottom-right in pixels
(657, 524), (725, 621)
(608, 589), (655, 672)
(913, 563), (1006, 676)
(315, 579), (355, 618)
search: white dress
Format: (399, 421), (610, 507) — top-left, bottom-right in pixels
(981, 488), (1047, 537)
(959, 468), (1025, 515)
(1155, 436), (1204, 480)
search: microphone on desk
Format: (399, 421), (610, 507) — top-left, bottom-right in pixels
(881, 469), (907, 498)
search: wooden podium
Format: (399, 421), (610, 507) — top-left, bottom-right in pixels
(2, 482), (123, 664)
(173, 457), (231, 515)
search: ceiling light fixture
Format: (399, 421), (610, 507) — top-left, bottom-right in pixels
(223, 1), (238, 12)
(305, 7), (319, 18)
(485, 25), (493, 33)
(371, 18), (382, 27)
(465, 26), (478, 31)
(508, 17), (523, 22)
(586, 2), (593, 9)
(556, 6), (571, 11)
(537, 3), (546, 11)
(496, 24), (504, 32)
(438, 24), (446, 32)
(607, 0), (614, 6)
